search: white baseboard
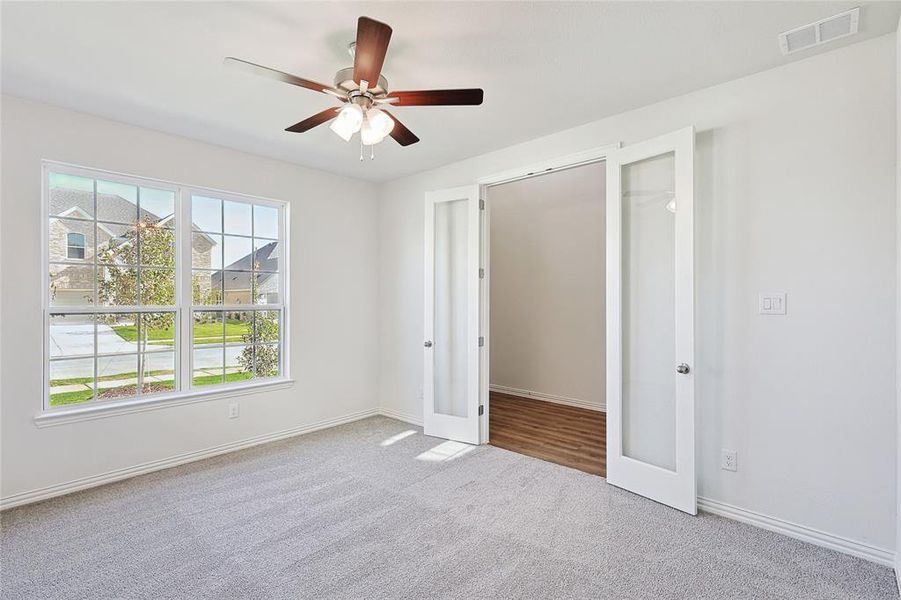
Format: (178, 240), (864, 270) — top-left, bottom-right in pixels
(489, 384), (606, 412)
(0, 408), (379, 511)
(378, 406), (423, 426)
(698, 496), (894, 567)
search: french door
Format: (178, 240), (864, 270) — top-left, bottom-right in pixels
(423, 185), (482, 444)
(606, 127), (696, 514)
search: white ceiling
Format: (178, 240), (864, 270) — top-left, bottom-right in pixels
(3, 1), (899, 182)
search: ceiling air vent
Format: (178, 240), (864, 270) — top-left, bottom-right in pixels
(778, 7), (860, 55)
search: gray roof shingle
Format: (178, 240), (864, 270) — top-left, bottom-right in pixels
(211, 241), (279, 290)
(50, 188), (167, 224)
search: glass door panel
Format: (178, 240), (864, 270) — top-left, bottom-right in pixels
(433, 198), (470, 419)
(621, 152), (677, 471)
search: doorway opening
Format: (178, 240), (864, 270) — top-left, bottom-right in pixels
(485, 161), (607, 476)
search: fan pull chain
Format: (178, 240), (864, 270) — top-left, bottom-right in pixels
(359, 139), (364, 162)
(370, 145), (375, 160)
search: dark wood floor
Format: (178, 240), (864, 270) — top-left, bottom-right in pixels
(488, 391), (606, 476)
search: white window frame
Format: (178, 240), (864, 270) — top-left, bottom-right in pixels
(39, 160), (292, 425)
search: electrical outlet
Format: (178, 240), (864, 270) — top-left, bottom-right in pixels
(228, 402), (240, 419)
(721, 449), (737, 472)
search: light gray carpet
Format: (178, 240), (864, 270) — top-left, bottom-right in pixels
(1, 416), (896, 599)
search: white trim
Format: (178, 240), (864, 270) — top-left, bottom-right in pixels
(477, 144), (620, 186)
(895, 15), (901, 593)
(4, 407), (377, 511)
(698, 496), (894, 567)
(489, 384), (606, 412)
(378, 406), (424, 427)
(279, 200), (292, 382)
(57, 206), (92, 220)
(178, 187), (192, 397)
(35, 378), (295, 427)
(479, 182), (491, 445)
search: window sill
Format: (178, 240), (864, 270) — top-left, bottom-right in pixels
(34, 378), (295, 428)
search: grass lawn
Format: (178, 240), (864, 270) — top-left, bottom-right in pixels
(192, 371), (254, 387)
(112, 325), (175, 344)
(113, 319), (250, 346)
(48, 389), (95, 406)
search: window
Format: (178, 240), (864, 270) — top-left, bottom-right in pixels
(66, 233), (86, 259)
(44, 164), (288, 411)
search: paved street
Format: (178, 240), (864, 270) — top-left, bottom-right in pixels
(49, 320), (246, 379)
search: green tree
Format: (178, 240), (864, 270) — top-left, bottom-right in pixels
(192, 275), (222, 305)
(238, 311), (279, 377)
(97, 220), (176, 386)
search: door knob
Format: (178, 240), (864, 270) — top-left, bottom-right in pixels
(676, 363), (690, 375)
(424, 341), (433, 348)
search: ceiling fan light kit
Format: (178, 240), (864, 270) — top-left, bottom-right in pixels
(329, 104), (363, 141)
(360, 107), (395, 145)
(225, 16), (484, 159)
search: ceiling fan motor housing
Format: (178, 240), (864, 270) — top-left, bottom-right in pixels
(334, 67), (388, 97)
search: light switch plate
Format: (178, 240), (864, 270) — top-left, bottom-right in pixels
(759, 292), (786, 315)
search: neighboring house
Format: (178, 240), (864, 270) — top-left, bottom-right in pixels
(48, 188), (214, 305)
(211, 241), (279, 305)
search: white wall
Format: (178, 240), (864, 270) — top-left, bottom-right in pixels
(488, 162), (606, 410)
(378, 35), (897, 554)
(0, 95), (380, 503)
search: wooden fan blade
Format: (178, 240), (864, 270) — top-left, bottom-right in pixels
(285, 107), (340, 133)
(225, 57), (342, 97)
(382, 110), (419, 146)
(353, 17), (392, 88)
(385, 89), (484, 106)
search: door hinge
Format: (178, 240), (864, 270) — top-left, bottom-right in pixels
(478, 336), (484, 347)
(478, 405), (484, 416)
(479, 199), (485, 210)
(479, 268), (485, 279)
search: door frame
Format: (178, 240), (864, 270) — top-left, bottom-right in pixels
(475, 144), (620, 444)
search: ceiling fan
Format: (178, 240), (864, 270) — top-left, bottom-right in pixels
(225, 16), (484, 155)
